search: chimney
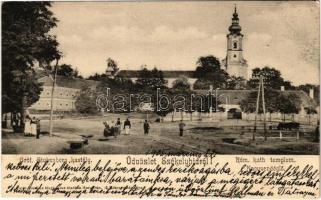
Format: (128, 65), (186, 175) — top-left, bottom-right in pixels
(309, 88), (314, 99)
(280, 86), (285, 91)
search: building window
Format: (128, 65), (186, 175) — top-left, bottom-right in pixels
(234, 54), (237, 58)
(233, 42), (237, 49)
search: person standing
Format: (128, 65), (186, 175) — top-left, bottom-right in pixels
(124, 118), (131, 135)
(115, 118), (121, 136)
(144, 120), (150, 135)
(12, 111), (18, 127)
(36, 118), (41, 139)
(314, 121), (319, 142)
(24, 116), (31, 136)
(30, 117), (37, 136)
(110, 121), (116, 138)
(179, 120), (186, 137)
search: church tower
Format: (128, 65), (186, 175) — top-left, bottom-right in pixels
(222, 6), (248, 79)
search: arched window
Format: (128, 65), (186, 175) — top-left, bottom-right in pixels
(233, 41), (238, 49)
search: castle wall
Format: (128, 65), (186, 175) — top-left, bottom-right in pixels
(30, 86), (79, 111)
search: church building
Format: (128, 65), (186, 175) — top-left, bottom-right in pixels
(222, 6), (248, 79)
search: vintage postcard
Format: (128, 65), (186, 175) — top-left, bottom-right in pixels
(1, 1), (320, 198)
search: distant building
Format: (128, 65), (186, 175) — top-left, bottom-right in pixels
(222, 6), (248, 79)
(117, 70), (197, 89)
(29, 76), (98, 111)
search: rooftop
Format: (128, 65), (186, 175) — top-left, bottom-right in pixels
(117, 70), (195, 78)
(38, 76), (99, 90)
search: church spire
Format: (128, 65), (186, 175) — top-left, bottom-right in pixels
(228, 5), (242, 34)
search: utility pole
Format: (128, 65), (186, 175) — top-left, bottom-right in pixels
(253, 77), (260, 140)
(49, 59), (60, 137)
(215, 87), (220, 112)
(253, 75), (267, 141)
(262, 76), (267, 140)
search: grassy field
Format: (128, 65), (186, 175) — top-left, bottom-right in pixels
(2, 113), (319, 154)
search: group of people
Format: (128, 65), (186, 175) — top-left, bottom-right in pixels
(103, 118), (151, 137)
(24, 116), (41, 139)
(103, 118), (121, 138)
(102, 118), (187, 137)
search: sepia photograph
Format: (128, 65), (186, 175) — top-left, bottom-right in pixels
(2, 1), (320, 155)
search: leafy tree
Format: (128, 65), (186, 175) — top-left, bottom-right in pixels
(172, 76), (191, 90)
(194, 55), (221, 78)
(75, 85), (98, 114)
(297, 84), (320, 105)
(154, 91), (174, 121)
(240, 89), (301, 121)
(226, 76), (247, 90)
(193, 55), (229, 89)
(56, 64), (82, 78)
(239, 92), (258, 114)
(240, 89), (281, 121)
(57, 64), (73, 77)
(2, 2), (60, 125)
(171, 76), (194, 120)
(304, 106), (317, 125)
(136, 66), (168, 91)
(87, 73), (104, 81)
(93, 73), (137, 113)
(277, 93), (301, 121)
(4, 70), (43, 113)
(247, 67), (293, 90)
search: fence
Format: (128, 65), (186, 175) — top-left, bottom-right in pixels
(163, 111), (319, 125)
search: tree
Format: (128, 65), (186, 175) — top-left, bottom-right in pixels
(240, 89), (301, 122)
(4, 70), (43, 113)
(304, 106), (317, 125)
(193, 55), (229, 89)
(75, 85), (98, 114)
(135, 66), (168, 91)
(56, 64), (82, 78)
(226, 76), (247, 90)
(154, 90), (174, 121)
(171, 76), (194, 120)
(247, 67), (293, 90)
(87, 73), (105, 81)
(2, 2), (60, 126)
(194, 55), (221, 78)
(277, 93), (301, 121)
(297, 84), (320, 105)
(240, 89), (281, 122)
(172, 76), (191, 90)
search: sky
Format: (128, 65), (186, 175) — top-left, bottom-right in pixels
(51, 1), (320, 85)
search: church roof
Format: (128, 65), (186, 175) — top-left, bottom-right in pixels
(228, 6), (242, 35)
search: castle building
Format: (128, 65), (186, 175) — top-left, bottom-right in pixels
(222, 6), (248, 79)
(29, 76), (98, 111)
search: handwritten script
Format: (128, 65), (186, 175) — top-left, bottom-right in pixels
(2, 155), (319, 198)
